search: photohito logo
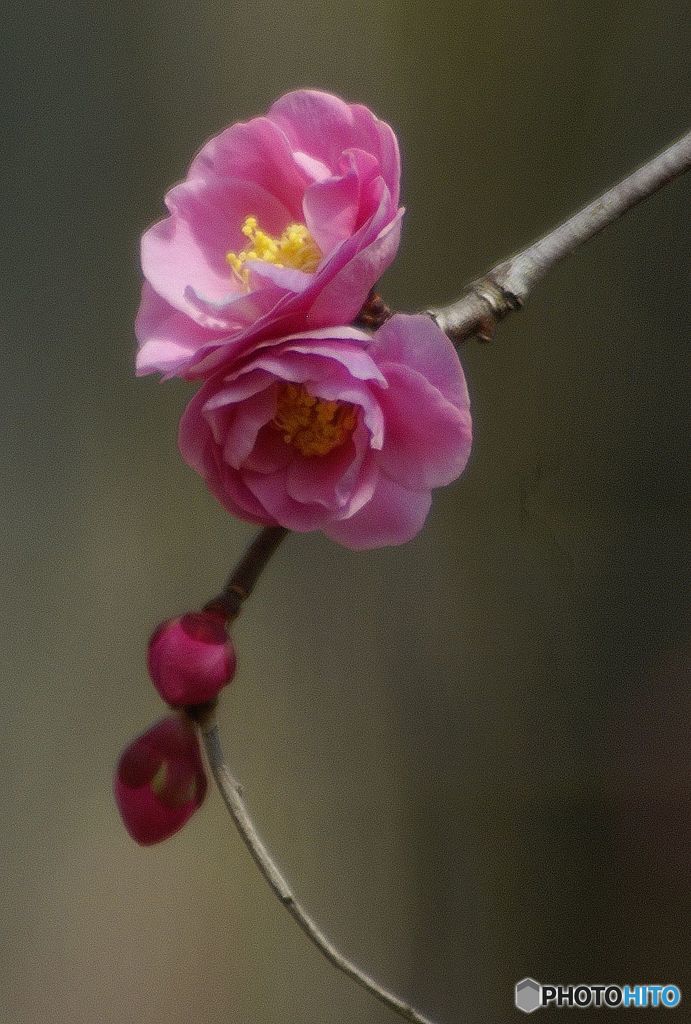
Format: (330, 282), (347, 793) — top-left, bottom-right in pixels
(515, 979), (681, 1013)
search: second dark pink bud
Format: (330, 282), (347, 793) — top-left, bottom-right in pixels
(147, 611), (236, 707)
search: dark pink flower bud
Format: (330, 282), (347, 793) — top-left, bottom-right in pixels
(114, 715), (207, 845)
(147, 611), (236, 707)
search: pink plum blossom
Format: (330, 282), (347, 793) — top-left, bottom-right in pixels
(114, 715), (207, 846)
(136, 90), (402, 380)
(147, 611), (237, 707)
(178, 315), (472, 550)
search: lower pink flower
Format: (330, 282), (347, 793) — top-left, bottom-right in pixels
(114, 715), (207, 845)
(179, 315), (472, 549)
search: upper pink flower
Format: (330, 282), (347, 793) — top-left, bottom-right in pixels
(179, 315), (472, 550)
(136, 90), (402, 380)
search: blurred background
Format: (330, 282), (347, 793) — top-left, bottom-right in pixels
(2, 1), (689, 1021)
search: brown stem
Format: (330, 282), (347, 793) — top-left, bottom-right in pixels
(429, 128), (691, 343)
(204, 526), (288, 620)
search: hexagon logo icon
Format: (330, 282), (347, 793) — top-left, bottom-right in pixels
(515, 978), (541, 1013)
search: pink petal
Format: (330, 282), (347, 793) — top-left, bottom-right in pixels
(135, 284), (227, 379)
(323, 474), (432, 550)
(237, 344), (387, 449)
(340, 147), (380, 184)
(269, 324), (373, 347)
(202, 368), (274, 408)
(291, 151), (331, 182)
(178, 388), (275, 523)
(306, 206), (403, 327)
(269, 90), (370, 171)
(350, 107), (401, 207)
(242, 466), (331, 532)
(243, 423), (294, 474)
(220, 388), (277, 470)
(211, 451), (276, 523)
(183, 280), (292, 353)
(251, 334), (384, 385)
(339, 148), (385, 229)
(189, 116), (307, 219)
(302, 379), (385, 450)
(370, 314), (470, 410)
(284, 424), (378, 517)
(303, 169), (360, 254)
(285, 441), (358, 510)
(376, 365), (472, 490)
(245, 260), (317, 294)
(269, 90), (400, 203)
(178, 385), (215, 477)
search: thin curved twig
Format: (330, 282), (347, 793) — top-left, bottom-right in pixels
(199, 713), (439, 1024)
(193, 525), (438, 1022)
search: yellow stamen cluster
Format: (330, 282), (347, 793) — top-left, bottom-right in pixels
(273, 383), (358, 458)
(227, 216), (322, 286)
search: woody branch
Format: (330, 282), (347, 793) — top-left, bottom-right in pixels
(428, 129), (691, 343)
(194, 127), (690, 1024)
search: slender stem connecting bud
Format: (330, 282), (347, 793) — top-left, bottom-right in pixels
(204, 526), (288, 620)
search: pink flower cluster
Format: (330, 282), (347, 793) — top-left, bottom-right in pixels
(136, 89), (472, 551)
(116, 91), (474, 846)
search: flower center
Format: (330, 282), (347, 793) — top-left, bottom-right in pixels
(273, 383), (357, 458)
(226, 216), (322, 286)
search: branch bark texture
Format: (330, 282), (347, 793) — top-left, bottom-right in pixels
(429, 129), (691, 343)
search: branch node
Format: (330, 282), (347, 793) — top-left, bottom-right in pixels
(355, 289), (393, 329)
(473, 277), (522, 319)
(430, 128), (691, 344)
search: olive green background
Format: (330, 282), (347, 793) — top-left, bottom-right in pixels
(3, 2), (689, 1022)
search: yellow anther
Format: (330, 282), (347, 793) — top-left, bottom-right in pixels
(227, 216), (322, 287)
(273, 383), (357, 457)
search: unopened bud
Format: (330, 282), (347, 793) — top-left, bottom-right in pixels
(147, 611), (237, 707)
